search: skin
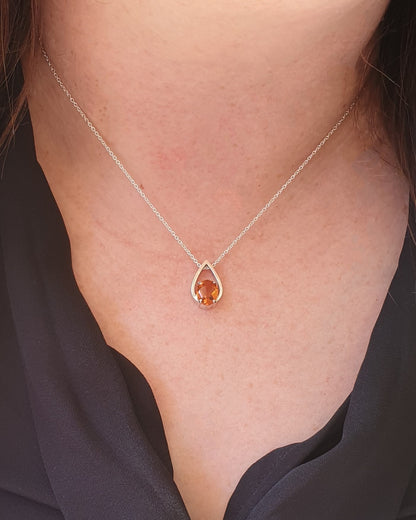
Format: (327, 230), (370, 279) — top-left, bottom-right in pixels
(26, 1), (409, 519)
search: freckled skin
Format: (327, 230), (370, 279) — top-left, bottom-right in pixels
(26, 2), (407, 520)
(37, 0), (390, 223)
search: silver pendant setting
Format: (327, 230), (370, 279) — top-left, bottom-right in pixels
(191, 260), (223, 309)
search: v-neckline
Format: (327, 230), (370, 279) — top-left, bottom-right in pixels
(2, 114), (416, 519)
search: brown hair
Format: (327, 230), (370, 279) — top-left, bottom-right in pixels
(0, 0), (38, 150)
(1, 1), (416, 205)
(364, 0), (416, 204)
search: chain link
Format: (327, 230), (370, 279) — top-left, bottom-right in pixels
(41, 47), (355, 269)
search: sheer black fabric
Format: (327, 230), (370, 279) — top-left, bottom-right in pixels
(1, 115), (416, 519)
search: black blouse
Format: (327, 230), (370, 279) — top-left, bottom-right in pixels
(1, 115), (416, 520)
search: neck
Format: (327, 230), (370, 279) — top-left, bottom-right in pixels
(25, 0), (389, 245)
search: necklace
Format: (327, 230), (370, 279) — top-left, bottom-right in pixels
(41, 46), (355, 309)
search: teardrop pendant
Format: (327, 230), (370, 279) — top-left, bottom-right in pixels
(191, 260), (223, 309)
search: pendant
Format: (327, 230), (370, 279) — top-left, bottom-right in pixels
(191, 260), (223, 309)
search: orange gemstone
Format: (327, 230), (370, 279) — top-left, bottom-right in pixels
(195, 280), (219, 307)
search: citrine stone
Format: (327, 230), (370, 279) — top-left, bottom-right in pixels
(195, 280), (219, 307)
(191, 260), (223, 308)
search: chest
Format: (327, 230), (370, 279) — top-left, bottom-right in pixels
(38, 141), (409, 519)
(68, 210), (407, 520)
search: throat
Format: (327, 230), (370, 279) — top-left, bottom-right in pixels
(31, 0), (382, 210)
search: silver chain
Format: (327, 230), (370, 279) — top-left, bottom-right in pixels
(41, 46), (355, 269)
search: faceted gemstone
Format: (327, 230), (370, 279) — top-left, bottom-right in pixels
(195, 279), (219, 308)
(191, 260), (223, 308)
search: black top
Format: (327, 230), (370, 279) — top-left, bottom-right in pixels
(1, 114), (416, 520)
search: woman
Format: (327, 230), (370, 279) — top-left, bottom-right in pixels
(1, 1), (415, 519)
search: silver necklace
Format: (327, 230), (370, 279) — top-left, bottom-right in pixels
(41, 46), (355, 309)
